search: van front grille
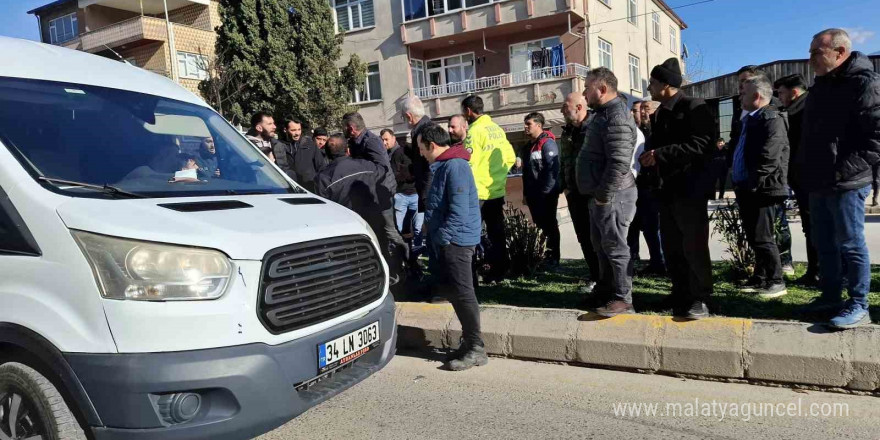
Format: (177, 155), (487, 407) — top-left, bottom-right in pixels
(258, 236), (385, 334)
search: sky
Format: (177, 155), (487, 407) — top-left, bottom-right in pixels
(670, 0), (880, 80)
(1, 0), (878, 82)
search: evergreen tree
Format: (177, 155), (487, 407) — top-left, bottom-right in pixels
(205, 0), (364, 130)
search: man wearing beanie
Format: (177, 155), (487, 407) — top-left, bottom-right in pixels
(639, 57), (716, 319)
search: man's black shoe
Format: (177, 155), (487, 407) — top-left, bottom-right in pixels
(795, 272), (820, 287)
(446, 343), (489, 371)
(756, 282), (788, 299)
(739, 276), (763, 293)
(674, 301), (709, 320)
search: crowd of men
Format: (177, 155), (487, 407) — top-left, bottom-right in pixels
(241, 28), (879, 371)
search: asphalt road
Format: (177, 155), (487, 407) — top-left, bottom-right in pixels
(258, 354), (880, 440)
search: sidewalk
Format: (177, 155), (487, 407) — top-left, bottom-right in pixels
(395, 302), (880, 392)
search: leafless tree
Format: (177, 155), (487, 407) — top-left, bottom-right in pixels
(195, 48), (245, 125)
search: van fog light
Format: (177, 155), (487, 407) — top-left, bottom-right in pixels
(157, 392), (202, 424)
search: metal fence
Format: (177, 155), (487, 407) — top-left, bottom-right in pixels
(412, 63), (589, 99)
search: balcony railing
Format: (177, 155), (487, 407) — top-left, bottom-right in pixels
(412, 63), (589, 99)
(80, 15), (167, 52)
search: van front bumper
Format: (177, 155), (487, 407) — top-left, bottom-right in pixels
(64, 294), (396, 440)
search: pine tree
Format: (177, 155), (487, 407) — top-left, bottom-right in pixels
(206, 0), (364, 129)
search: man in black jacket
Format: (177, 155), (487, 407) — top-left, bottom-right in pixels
(276, 117), (325, 192)
(576, 68), (638, 317)
(560, 93), (600, 293)
(521, 112), (562, 269)
(775, 73), (819, 285)
(640, 58), (715, 320)
(401, 95), (432, 217)
(315, 134), (386, 239)
(381, 129), (420, 241)
(343, 112), (408, 277)
(798, 29), (880, 329)
(732, 75), (790, 298)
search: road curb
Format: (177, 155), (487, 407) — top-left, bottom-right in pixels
(395, 302), (880, 391)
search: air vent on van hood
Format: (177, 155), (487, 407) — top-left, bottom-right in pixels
(158, 201), (253, 212)
(279, 197), (325, 206)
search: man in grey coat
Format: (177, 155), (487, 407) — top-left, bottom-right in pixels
(576, 67), (639, 316)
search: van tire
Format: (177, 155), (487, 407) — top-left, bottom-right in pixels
(0, 362), (87, 440)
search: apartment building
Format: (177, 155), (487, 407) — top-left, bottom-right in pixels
(333, 0), (686, 142)
(28, 0), (220, 95)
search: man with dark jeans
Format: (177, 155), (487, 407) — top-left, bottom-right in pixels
(776, 73), (817, 284)
(798, 29), (880, 329)
(418, 124), (486, 371)
(640, 58), (715, 319)
(732, 75), (790, 298)
(561, 93), (601, 292)
(576, 68), (638, 317)
(521, 112), (561, 269)
(462, 96), (516, 283)
(342, 112), (409, 280)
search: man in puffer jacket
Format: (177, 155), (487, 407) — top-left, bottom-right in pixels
(520, 112), (561, 269)
(576, 67), (639, 317)
(418, 124), (486, 372)
(798, 29), (880, 329)
(732, 76), (791, 299)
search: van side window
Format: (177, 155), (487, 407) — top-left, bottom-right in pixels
(0, 186), (40, 256)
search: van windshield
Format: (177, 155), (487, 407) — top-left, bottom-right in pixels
(0, 77), (300, 198)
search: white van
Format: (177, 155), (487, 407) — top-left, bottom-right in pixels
(0, 37), (395, 440)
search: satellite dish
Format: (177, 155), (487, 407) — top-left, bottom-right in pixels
(682, 43), (690, 59)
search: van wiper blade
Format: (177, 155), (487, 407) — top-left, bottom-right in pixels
(38, 177), (147, 199)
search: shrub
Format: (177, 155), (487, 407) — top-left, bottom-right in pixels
(503, 203), (546, 277)
(710, 200), (754, 280)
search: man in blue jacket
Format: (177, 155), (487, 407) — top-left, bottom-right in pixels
(418, 124), (486, 371)
(520, 112), (561, 269)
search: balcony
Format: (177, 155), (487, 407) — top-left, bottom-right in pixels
(413, 63), (589, 118)
(80, 15), (168, 53)
(401, 0), (585, 48)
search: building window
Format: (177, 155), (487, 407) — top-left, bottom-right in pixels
(509, 37), (561, 76)
(669, 26), (677, 53)
(177, 52), (208, 80)
(410, 59), (426, 91)
(352, 63), (382, 102)
(404, 0), (493, 21)
(49, 13), (78, 44)
(598, 38), (613, 70)
(628, 55), (641, 94)
(333, 0), (374, 32)
(652, 12), (660, 42)
(627, 0), (638, 25)
(425, 53), (475, 96)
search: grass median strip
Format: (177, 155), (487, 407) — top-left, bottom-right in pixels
(474, 260), (880, 323)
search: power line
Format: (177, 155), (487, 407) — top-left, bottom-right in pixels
(588, 0), (715, 28)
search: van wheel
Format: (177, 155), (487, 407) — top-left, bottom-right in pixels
(0, 362), (86, 440)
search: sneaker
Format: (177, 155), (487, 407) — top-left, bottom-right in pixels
(739, 277), (763, 293)
(756, 282), (788, 299)
(594, 300), (636, 317)
(577, 281), (597, 295)
(782, 264), (796, 277)
(674, 301), (709, 320)
(446, 343), (489, 371)
(445, 338), (470, 362)
(829, 301), (871, 329)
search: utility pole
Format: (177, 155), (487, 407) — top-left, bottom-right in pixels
(163, 0), (179, 82)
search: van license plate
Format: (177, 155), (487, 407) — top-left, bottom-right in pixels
(318, 321), (380, 373)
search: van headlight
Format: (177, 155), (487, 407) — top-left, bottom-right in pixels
(71, 231), (233, 301)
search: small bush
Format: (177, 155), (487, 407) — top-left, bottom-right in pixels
(503, 203), (546, 277)
(711, 200), (754, 280)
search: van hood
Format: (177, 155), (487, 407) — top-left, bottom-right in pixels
(55, 194), (373, 260)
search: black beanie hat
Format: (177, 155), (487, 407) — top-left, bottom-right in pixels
(651, 58), (683, 88)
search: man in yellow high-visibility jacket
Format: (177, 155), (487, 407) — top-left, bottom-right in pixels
(461, 95), (516, 282)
